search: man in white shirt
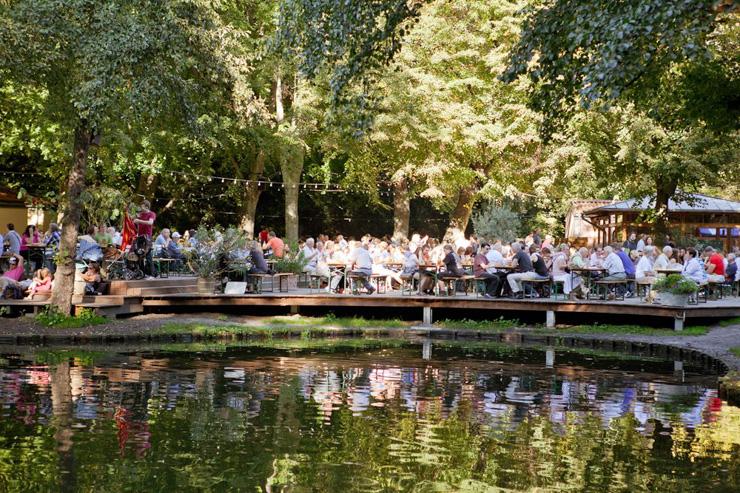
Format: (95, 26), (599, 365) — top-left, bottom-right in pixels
(653, 246), (675, 271)
(346, 242), (375, 294)
(602, 246), (626, 280)
(301, 237), (319, 273)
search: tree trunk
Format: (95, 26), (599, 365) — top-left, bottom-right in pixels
(50, 360), (76, 492)
(136, 173), (158, 198)
(392, 178), (410, 240)
(655, 178), (678, 242)
(445, 182), (477, 242)
(282, 147), (303, 244)
(274, 72), (303, 244)
(239, 151), (266, 238)
(51, 123), (92, 315)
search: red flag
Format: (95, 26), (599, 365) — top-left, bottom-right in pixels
(121, 212), (136, 251)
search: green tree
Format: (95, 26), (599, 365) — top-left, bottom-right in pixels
(0, 0), (252, 312)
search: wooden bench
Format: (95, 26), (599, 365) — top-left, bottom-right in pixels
(636, 280), (653, 298)
(593, 279), (628, 300)
(521, 277), (552, 299)
(400, 273), (417, 296)
(153, 257), (176, 278)
(347, 272), (375, 294)
(245, 273), (294, 293)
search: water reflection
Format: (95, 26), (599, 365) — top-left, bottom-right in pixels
(0, 340), (737, 492)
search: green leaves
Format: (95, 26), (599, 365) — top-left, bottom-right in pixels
(502, 0), (720, 136)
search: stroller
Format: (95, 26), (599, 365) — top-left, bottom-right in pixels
(120, 235), (151, 280)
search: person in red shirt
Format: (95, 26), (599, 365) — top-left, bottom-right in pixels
(133, 200), (156, 239)
(258, 226), (269, 244)
(133, 200), (157, 277)
(262, 231), (285, 258)
(704, 246), (725, 283)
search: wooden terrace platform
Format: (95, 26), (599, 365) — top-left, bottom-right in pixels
(1, 277), (738, 330)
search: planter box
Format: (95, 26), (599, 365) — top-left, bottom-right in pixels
(197, 277), (217, 295)
(658, 292), (690, 306)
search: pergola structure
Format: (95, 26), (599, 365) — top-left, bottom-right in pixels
(583, 193), (740, 251)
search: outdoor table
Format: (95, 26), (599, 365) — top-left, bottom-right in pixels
(25, 243), (47, 270)
(327, 262), (349, 291)
(418, 263), (441, 295)
(656, 268), (683, 275)
(569, 267), (607, 300)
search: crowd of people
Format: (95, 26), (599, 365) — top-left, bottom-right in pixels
(287, 231), (740, 300)
(2, 198), (739, 302)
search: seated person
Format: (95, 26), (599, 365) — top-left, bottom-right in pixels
(94, 224), (112, 248)
(703, 246), (725, 283)
(0, 254), (29, 296)
(248, 241), (270, 274)
(681, 248), (707, 284)
(26, 268), (53, 299)
(77, 226), (103, 262)
(166, 232), (185, 259)
(726, 253), (737, 283)
(340, 242), (374, 294)
(301, 238), (320, 273)
(474, 243), (498, 298)
(153, 228), (172, 256)
(81, 262), (103, 295)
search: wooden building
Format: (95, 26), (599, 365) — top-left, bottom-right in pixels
(564, 200), (613, 247)
(582, 193), (740, 251)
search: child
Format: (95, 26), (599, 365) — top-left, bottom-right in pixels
(26, 268), (53, 299)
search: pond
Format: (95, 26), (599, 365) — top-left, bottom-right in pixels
(0, 337), (738, 492)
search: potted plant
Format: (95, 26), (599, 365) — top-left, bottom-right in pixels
(186, 226), (248, 294)
(272, 244), (309, 289)
(653, 273), (698, 306)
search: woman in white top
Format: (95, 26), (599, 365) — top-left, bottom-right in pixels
(682, 248), (708, 284)
(635, 246), (657, 283)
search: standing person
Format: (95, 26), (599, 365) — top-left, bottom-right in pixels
(5, 224), (22, 255)
(623, 232), (637, 252)
(133, 200), (156, 277)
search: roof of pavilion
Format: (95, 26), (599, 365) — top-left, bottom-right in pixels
(584, 193), (740, 216)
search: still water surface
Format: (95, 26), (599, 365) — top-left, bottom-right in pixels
(0, 338), (738, 492)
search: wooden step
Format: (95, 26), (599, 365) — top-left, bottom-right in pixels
(73, 295), (125, 305)
(109, 277), (197, 295)
(138, 285), (199, 296)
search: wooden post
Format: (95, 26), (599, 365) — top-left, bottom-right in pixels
(674, 311), (685, 331)
(546, 310), (555, 328)
(422, 306), (433, 327)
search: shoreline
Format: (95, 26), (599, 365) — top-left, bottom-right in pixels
(1, 312), (738, 369)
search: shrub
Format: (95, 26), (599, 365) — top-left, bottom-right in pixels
(472, 203), (522, 244)
(36, 307), (107, 328)
(653, 274), (698, 295)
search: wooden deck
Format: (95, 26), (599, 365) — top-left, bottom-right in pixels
(1, 277), (738, 330)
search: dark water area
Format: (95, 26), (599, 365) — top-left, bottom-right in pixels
(0, 338), (738, 492)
